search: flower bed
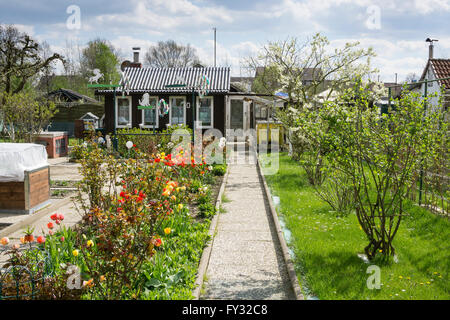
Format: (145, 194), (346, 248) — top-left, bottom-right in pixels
(1, 137), (227, 300)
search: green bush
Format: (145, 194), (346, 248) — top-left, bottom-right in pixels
(116, 125), (193, 157)
(212, 164), (227, 176)
(198, 202), (216, 218)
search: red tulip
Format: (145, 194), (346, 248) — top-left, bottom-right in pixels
(37, 236), (46, 244)
(47, 222), (54, 229)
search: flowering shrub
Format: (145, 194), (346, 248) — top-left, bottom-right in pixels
(1, 128), (225, 300)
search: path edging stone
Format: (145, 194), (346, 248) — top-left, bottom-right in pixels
(193, 166), (229, 300)
(256, 156), (305, 300)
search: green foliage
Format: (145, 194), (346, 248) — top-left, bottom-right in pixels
(286, 79), (447, 260)
(81, 39), (120, 84)
(0, 90), (57, 142)
(198, 202), (216, 218)
(251, 65), (280, 95)
(212, 164), (227, 176)
(261, 153), (449, 300)
(140, 213), (210, 299)
(116, 125), (193, 157)
(2, 137), (217, 300)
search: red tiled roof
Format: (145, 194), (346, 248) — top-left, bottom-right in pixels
(430, 59), (450, 88)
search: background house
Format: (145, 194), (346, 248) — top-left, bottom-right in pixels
(415, 58), (450, 113)
(45, 88), (104, 136)
(97, 66), (231, 136)
(410, 40), (450, 114)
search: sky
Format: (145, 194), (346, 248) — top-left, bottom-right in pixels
(1, 0), (450, 82)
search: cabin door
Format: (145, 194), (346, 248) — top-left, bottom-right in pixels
(226, 98), (250, 130)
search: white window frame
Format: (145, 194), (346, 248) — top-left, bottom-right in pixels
(169, 96), (186, 126)
(115, 96), (132, 128)
(196, 96), (214, 129)
(140, 96), (159, 129)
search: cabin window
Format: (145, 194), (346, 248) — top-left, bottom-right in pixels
(196, 96), (213, 128)
(255, 104), (268, 119)
(141, 96), (159, 128)
(169, 97), (186, 125)
(116, 96), (132, 128)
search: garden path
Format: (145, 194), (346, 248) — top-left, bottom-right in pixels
(201, 145), (295, 300)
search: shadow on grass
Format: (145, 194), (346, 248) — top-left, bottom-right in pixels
(295, 249), (372, 299)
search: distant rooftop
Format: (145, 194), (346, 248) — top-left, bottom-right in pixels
(46, 88), (99, 104)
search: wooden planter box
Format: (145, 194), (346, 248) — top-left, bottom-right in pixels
(33, 132), (68, 158)
(0, 166), (50, 214)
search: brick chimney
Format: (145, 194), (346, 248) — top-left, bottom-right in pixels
(133, 47), (140, 63)
(128, 47), (142, 68)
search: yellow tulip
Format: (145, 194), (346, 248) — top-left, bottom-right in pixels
(72, 249), (79, 257)
(164, 227), (171, 235)
(87, 240), (94, 247)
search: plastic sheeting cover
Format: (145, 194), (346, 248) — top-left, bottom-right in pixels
(0, 143), (48, 182)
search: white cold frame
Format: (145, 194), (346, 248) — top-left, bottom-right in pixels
(115, 96), (132, 128)
(169, 96), (186, 125)
(196, 96), (214, 129)
(141, 96), (159, 129)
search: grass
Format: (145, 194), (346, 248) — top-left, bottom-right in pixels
(260, 152), (450, 300)
(221, 193), (231, 203)
(51, 189), (75, 198)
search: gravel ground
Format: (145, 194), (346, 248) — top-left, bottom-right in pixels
(201, 147), (295, 300)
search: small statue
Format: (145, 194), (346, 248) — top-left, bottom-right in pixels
(139, 93), (150, 107)
(88, 69), (103, 84)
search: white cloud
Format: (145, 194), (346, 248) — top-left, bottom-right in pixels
(13, 24), (35, 36)
(413, 0), (450, 14)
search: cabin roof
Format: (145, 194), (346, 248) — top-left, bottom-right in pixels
(97, 66), (230, 94)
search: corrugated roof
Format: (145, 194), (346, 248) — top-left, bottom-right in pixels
(98, 67), (230, 94)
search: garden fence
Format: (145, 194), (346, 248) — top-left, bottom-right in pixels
(387, 77), (449, 217)
(0, 244), (54, 300)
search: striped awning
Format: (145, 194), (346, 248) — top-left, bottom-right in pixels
(97, 66), (230, 94)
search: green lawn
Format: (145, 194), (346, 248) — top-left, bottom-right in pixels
(260, 152), (449, 300)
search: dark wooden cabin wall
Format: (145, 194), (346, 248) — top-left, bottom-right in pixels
(102, 93), (227, 137)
